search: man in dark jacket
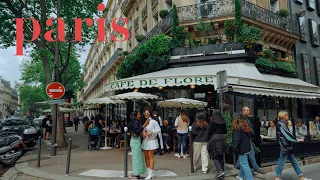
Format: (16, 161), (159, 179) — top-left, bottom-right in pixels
(234, 106), (265, 174)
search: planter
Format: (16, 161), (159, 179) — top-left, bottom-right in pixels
(172, 43), (245, 56)
(257, 67), (298, 78)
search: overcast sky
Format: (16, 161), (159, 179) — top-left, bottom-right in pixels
(0, 0), (108, 88)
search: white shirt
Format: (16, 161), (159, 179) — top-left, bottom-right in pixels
(144, 118), (161, 139)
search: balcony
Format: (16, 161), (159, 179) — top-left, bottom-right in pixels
(142, 5), (148, 20)
(134, 17), (139, 30)
(130, 0), (299, 54)
(152, 0), (158, 8)
(122, 0), (135, 16)
(83, 48), (123, 98)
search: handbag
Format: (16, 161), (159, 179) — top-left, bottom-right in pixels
(89, 125), (99, 136)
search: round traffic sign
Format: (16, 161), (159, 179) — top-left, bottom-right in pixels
(46, 82), (65, 99)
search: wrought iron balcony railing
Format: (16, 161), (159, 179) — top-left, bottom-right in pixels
(142, 5), (148, 20)
(83, 48), (123, 98)
(121, 0), (128, 12)
(131, 10), (173, 53)
(241, 0), (299, 35)
(134, 17), (139, 30)
(152, 0), (158, 7)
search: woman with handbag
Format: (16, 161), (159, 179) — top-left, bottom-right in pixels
(275, 111), (311, 180)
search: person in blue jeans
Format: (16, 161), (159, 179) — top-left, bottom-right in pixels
(232, 115), (254, 180)
(235, 107), (265, 175)
(275, 111), (311, 180)
(94, 109), (105, 149)
(174, 111), (190, 159)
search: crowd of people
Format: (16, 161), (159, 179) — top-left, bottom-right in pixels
(79, 105), (314, 180)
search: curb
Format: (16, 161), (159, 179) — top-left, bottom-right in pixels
(2, 167), (19, 180)
(261, 156), (320, 173)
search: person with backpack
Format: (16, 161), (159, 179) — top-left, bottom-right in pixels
(41, 114), (49, 141)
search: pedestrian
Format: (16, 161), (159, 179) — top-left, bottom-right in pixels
(45, 115), (52, 142)
(275, 111), (311, 180)
(83, 115), (90, 133)
(232, 115), (254, 180)
(128, 111), (148, 179)
(94, 109), (105, 148)
(141, 110), (161, 179)
(161, 120), (170, 153)
(74, 114), (80, 132)
(234, 106), (265, 175)
(41, 114), (49, 140)
(192, 112), (210, 174)
(174, 110), (190, 159)
(152, 109), (164, 155)
(208, 110), (227, 178)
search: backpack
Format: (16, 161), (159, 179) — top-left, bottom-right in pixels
(41, 118), (47, 128)
(89, 125), (99, 136)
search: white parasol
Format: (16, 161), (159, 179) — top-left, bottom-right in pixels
(35, 101), (72, 106)
(157, 98), (208, 109)
(84, 97), (126, 105)
(110, 91), (159, 100)
(42, 107), (76, 113)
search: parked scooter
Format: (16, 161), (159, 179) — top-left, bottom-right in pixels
(0, 126), (27, 166)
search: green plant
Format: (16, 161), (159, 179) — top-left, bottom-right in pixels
(122, 51), (129, 56)
(224, 20), (237, 43)
(159, 9), (169, 19)
(224, 112), (233, 148)
(172, 4), (186, 48)
(194, 20), (212, 36)
(234, 0), (243, 37)
(117, 34), (171, 79)
(256, 57), (276, 69)
(188, 33), (192, 47)
(135, 34), (145, 42)
(277, 9), (289, 18)
(275, 61), (297, 73)
(238, 25), (260, 49)
(261, 49), (276, 60)
(208, 37), (218, 44)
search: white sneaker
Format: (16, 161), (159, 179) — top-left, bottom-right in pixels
(174, 153), (179, 157)
(236, 175), (244, 180)
(177, 155), (181, 158)
(303, 178), (312, 180)
(145, 170), (154, 179)
(183, 155), (187, 159)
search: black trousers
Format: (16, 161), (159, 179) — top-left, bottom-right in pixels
(75, 123), (78, 132)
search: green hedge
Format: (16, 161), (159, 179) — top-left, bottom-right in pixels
(256, 57), (297, 74)
(117, 34), (171, 79)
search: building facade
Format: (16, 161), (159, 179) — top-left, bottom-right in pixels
(289, 0), (320, 119)
(79, 0), (320, 165)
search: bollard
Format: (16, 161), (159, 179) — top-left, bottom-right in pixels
(124, 127), (128, 178)
(66, 139), (72, 175)
(37, 136), (41, 167)
(188, 126), (194, 173)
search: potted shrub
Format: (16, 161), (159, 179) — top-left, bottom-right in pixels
(277, 9), (289, 18)
(238, 25), (260, 56)
(159, 9), (169, 19)
(135, 34), (145, 42)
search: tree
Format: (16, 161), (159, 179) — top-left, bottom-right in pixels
(171, 4), (185, 48)
(1, 1), (101, 147)
(20, 45), (84, 147)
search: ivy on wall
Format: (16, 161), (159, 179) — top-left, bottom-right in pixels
(117, 34), (171, 79)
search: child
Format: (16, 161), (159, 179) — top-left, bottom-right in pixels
(192, 112), (211, 174)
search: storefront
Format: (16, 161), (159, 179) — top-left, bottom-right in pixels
(103, 62), (320, 165)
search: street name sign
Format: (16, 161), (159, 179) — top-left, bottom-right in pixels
(48, 99), (64, 105)
(46, 82), (65, 99)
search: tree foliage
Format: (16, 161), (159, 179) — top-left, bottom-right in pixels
(19, 84), (48, 116)
(117, 34), (171, 79)
(171, 4), (185, 48)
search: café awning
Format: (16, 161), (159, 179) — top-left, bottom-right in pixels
(104, 62), (320, 99)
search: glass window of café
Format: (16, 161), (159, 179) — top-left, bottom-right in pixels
(308, 116), (320, 141)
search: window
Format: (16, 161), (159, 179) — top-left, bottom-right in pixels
(309, 19), (319, 46)
(314, 57), (320, 85)
(295, 0), (303, 4)
(270, 0), (279, 13)
(307, 0), (316, 11)
(143, 27), (147, 35)
(302, 54), (312, 83)
(317, 0), (320, 16)
(299, 16), (307, 42)
(153, 16), (158, 28)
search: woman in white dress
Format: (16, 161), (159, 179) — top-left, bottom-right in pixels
(142, 110), (161, 179)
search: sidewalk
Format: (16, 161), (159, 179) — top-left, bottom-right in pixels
(12, 124), (238, 180)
